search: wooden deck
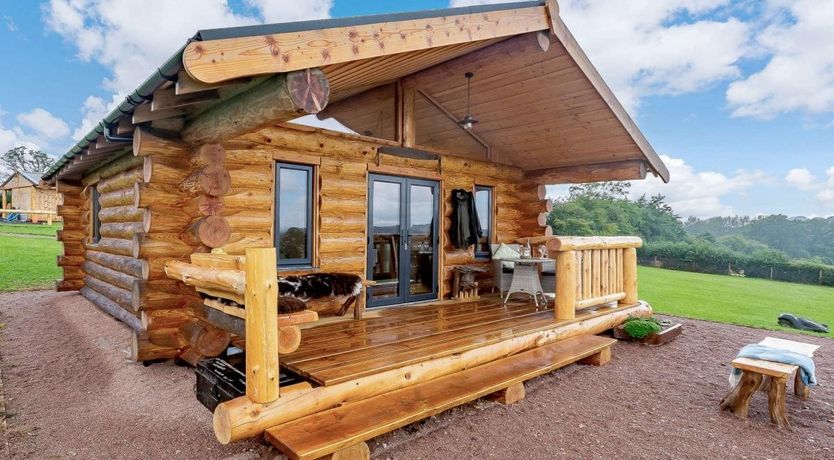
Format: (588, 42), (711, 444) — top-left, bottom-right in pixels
(282, 294), (633, 386)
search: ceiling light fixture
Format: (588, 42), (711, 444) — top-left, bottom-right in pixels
(458, 72), (478, 130)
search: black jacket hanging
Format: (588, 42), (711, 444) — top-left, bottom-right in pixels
(450, 189), (483, 249)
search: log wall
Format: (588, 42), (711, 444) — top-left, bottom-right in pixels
(220, 124), (550, 299)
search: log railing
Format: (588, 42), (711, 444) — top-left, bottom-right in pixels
(547, 236), (642, 321)
(165, 247), (317, 404)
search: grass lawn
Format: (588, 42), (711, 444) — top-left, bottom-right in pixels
(639, 265), (833, 337)
(0, 222), (62, 236)
(0, 233), (62, 291)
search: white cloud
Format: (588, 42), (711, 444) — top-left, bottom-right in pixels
(246, 0), (332, 23)
(726, 0), (834, 119)
(450, 0), (752, 112)
(785, 168), (816, 191)
(784, 165), (834, 211)
(548, 155), (768, 218)
(72, 95), (113, 140)
(16, 108), (70, 139)
(627, 155), (768, 218)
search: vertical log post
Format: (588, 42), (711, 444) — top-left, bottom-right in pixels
(244, 248), (280, 403)
(555, 250), (576, 320)
(620, 247), (638, 306)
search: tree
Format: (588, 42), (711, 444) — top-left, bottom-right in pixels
(1, 146), (55, 175)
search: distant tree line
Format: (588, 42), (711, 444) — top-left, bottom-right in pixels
(547, 182), (834, 287)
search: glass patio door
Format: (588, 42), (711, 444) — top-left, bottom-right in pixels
(367, 174), (439, 307)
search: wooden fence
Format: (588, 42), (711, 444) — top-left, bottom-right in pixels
(547, 236), (642, 320)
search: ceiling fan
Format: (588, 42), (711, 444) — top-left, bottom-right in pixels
(458, 72), (478, 130)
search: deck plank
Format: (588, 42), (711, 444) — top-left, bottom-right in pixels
(287, 303), (545, 361)
(267, 334), (617, 460)
(284, 302), (630, 386)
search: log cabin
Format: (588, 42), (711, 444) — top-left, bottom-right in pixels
(1, 170), (61, 223)
(42, 1), (670, 458)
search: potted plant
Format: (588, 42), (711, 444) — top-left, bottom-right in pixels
(613, 315), (682, 346)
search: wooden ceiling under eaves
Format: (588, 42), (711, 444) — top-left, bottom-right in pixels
(320, 32), (647, 172)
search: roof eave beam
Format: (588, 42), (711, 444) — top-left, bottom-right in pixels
(524, 160), (648, 185)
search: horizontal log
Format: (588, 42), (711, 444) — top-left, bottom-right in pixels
(62, 266), (85, 281)
(225, 212), (272, 233)
(141, 308), (197, 331)
(82, 260), (137, 291)
(524, 160), (648, 185)
(142, 156), (190, 186)
(132, 126), (189, 158)
(57, 181), (84, 194)
(56, 205), (82, 217)
(134, 282), (202, 310)
(97, 167), (143, 194)
(222, 189), (271, 210)
(86, 250), (148, 279)
(98, 205), (146, 224)
(57, 229), (86, 243)
(82, 154), (145, 186)
(89, 236), (140, 258)
(62, 242), (85, 256)
(100, 221), (149, 239)
(228, 168), (271, 190)
(214, 302), (652, 443)
(138, 233), (197, 259)
(56, 279), (84, 291)
(81, 286), (142, 332)
(85, 275), (135, 311)
(57, 255), (84, 267)
(164, 260), (245, 295)
(548, 236), (643, 251)
(182, 69), (330, 145)
(131, 330), (180, 361)
(221, 234), (271, 255)
(576, 292), (626, 309)
(98, 186), (137, 208)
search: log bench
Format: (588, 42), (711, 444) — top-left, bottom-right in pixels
(265, 334), (616, 460)
(720, 357), (810, 429)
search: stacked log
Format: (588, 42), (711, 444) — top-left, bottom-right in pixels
(55, 181), (86, 291)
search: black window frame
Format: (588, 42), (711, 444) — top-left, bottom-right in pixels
(474, 185), (493, 259)
(91, 185), (101, 243)
(274, 162), (314, 267)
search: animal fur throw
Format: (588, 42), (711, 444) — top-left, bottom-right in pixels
(203, 294), (308, 315)
(278, 273), (362, 316)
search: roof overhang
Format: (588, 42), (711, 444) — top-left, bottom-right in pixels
(44, 0), (668, 184)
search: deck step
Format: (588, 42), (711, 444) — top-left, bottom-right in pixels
(265, 334), (617, 460)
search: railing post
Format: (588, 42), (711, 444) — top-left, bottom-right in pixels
(555, 250), (576, 320)
(620, 247), (638, 306)
(244, 247), (280, 403)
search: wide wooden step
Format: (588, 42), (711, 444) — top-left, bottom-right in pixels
(266, 334), (617, 460)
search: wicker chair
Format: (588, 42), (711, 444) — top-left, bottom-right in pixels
(490, 244), (556, 299)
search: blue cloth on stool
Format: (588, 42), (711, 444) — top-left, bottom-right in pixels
(730, 344), (817, 387)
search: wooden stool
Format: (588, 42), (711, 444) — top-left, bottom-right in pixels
(451, 265), (486, 300)
(719, 358), (810, 429)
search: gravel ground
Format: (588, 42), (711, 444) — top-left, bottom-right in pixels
(1, 290), (832, 459)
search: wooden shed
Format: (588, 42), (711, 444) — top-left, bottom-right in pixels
(44, 1), (669, 457)
(1, 170), (61, 223)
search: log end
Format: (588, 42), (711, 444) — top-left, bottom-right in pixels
(287, 68), (330, 114)
(213, 404), (233, 445)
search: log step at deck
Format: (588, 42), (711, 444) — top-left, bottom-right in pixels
(266, 334), (616, 460)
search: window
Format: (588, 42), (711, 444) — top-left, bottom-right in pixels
(474, 185), (493, 258)
(274, 163), (314, 267)
(91, 185), (101, 243)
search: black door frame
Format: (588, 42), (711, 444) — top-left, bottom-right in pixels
(367, 174), (439, 307)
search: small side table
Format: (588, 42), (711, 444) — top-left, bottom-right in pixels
(502, 258), (553, 307)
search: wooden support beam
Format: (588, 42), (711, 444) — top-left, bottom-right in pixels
(244, 247), (280, 404)
(554, 250), (576, 321)
(151, 86), (220, 111)
(524, 160), (647, 185)
(487, 382), (525, 405)
(116, 117), (135, 135)
(181, 69), (330, 145)
(132, 102), (188, 124)
(620, 248), (638, 306)
(182, 5), (549, 84)
(175, 69), (248, 95)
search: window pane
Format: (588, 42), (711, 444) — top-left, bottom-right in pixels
(475, 187), (491, 255)
(277, 166), (310, 262)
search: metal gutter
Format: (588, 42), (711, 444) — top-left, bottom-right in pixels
(42, 1), (545, 182)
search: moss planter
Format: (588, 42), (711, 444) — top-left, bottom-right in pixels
(614, 322), (682, 346)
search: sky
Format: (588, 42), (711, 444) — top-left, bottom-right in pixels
(0, 0), (833, 219)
